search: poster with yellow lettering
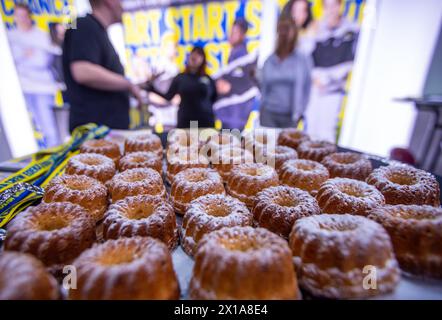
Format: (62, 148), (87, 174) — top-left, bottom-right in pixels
(122, 0), (365, 139)
(1, 0), (74, 148)
(122, 0), (264, 131)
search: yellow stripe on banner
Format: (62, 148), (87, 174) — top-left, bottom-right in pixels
(347, 2), (356, 21)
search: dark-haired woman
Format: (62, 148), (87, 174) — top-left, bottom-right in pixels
(147, 47), (217, 128)
(281, 0), (316, 55)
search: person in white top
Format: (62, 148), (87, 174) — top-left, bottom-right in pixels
(8, 3), (60, 147)
(304, 0), (359, 142)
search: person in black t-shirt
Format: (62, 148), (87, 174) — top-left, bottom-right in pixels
(62, 0), (143, 132)
(147, 47), (217, 129)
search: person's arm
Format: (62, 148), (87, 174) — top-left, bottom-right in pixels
(65, 23), (142, 103)
(149, 75), (179, 101)
(71, 61), (131, 91)
(71, 61), (142, 101)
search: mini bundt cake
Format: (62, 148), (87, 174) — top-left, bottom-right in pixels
(80, 139), (121, 165)
(65, 153), (116, 183)
(181, 194), (253, 256)
(170, 168), (225, 214)
(256, 145), (298, 172)
(366, 165), (440, 206)
(0, 252), (59, 300)
(253, 186), (320, 239)
(118, 151), (162, 174)
(226, 163), (279, 208)
(210, 146), (254, 181)
(279, 159), (329, 195)
(189, 226), (300, 300)
(4, 202), (96, 269)
(368, 205), (442, 278)
(69, 237), (180, 300)
(43, 174), (108, 222)
(278, 128), (310, 150)
(289, 214), (400, 299)
(316, 178), (385, 216)
(297, 140), (337, 162)
(166, 146), (209, 184)
(103, 195), (178, 250)
(107, 168), (166, 202)
(321, 152), (372, 180)
(124, 133), (163, 156)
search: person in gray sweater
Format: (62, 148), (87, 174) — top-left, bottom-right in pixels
(259, 16), (312, 128)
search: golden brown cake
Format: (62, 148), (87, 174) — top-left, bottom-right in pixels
(107, 168), (166, 202)
(368, 205), (442, 278)
(279, 159), (329, 195)
(253, 185), (320, 239)
(316, 178), (385, 216)
(69, 237), (180, 300)
(4, 202), (96, 269)
(366, 165), (440, 206)
(102, 195), (178, 250)
(124, 133), (163, 156)
(0, 252), (59, 300)
(43, 174), (108, 223)
(278, 128), (310, 149)
(189, 226), (300, 300)
(181, 194), (253, 256)
(166, 146), (209, 184)
(256, 145), (298, 172)
(289, 214), (400, 299)
(170, 168), (225, 214)
(297, 140), (337, 162)
(118, 151), (162, 174)
(80, 139), (121, 165)
(65, 153), (116, 183)
(226, 163), (279, 208)
(210, 146), (254, 181)
(321, 152), (372, 180)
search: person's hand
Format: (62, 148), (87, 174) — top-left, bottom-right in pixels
(216, 79), (232, 95)
(139, 80), (154, 92)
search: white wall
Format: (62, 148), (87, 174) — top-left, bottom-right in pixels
(340, 0), (442, 157)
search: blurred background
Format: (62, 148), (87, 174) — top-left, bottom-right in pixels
(0, 0), (441, 174)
